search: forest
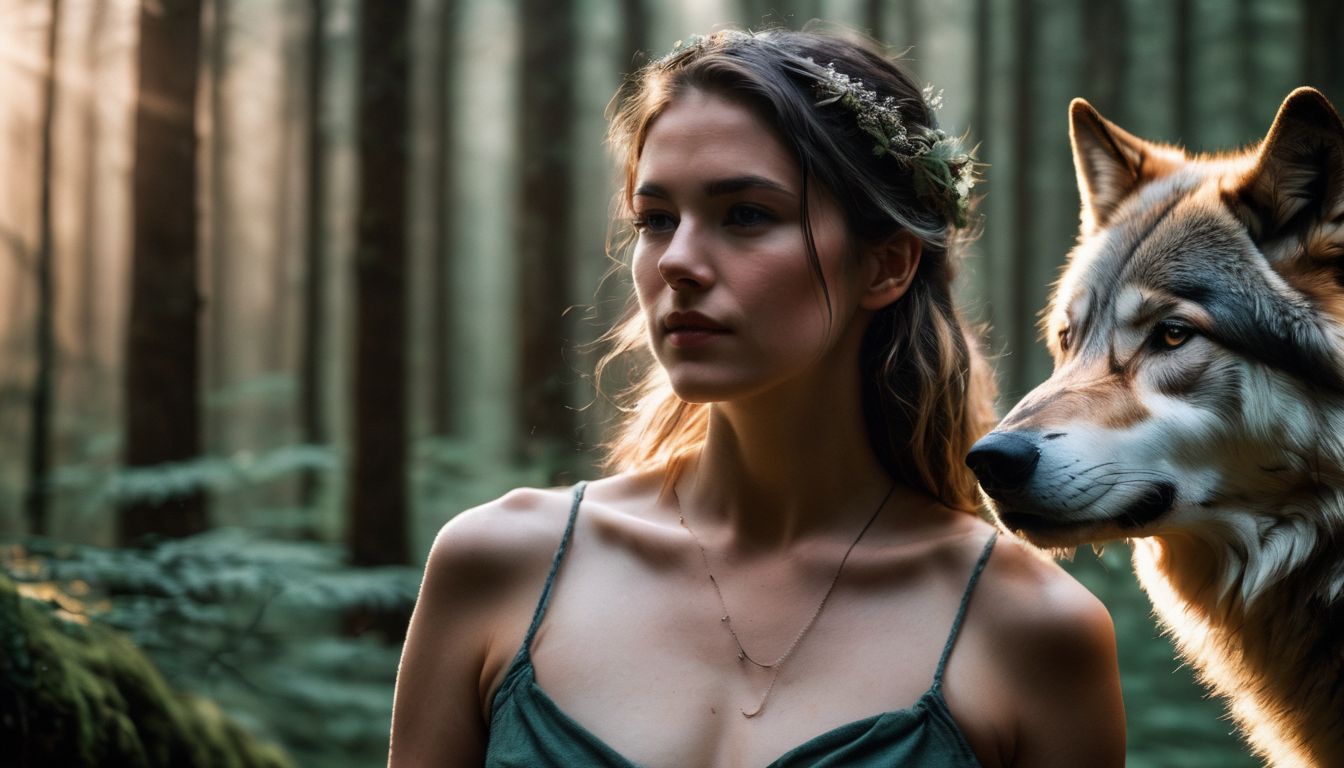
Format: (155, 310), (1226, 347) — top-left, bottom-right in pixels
(0, 0), (1340, 765)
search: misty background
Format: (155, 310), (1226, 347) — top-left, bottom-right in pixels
(1, 0), (1339, 764)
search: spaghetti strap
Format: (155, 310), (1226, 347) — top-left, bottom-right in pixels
(932, 530), (998, 689)
(520, 481), (588, 651)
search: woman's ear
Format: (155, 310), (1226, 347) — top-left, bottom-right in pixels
(859, 230), (921, 310)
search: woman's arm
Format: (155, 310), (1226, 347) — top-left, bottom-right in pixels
(388, 519), (496, 766)
(948, 535), (1126, 767)
(1003, 582), (1126, 767)
(388, 490), (568, 766)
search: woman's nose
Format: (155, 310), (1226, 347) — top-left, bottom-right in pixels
(657, 222), (715, 291)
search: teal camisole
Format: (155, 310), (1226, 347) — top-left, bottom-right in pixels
(484, 482), (998, 767)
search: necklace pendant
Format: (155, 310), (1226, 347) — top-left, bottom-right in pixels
(721, 615), (729, 622)
(737, 650), (745, 661)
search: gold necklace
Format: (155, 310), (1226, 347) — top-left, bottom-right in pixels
(674, 481), (896, 718)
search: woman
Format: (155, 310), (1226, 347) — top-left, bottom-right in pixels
(389, 28), (1125, 767)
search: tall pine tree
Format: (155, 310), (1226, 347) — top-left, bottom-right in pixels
(121, 0), (206, 543)
(349, 0), (412, 566)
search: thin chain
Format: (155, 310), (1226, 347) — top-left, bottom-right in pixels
(674, 481), (896, 718)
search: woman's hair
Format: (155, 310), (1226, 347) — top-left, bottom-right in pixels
(596, 28), (998, 513)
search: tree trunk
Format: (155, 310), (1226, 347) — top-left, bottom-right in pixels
(121, 0), (206, 542)
(429, 0), (457, 437)
(1302, 0), (1344, 105)
(349, 0), (412, 566)
(75, 0), (110, 419)
(971, 0), (990, 154)
(1236, 0), (1257, 136)
(26, 0), (63, 537)
(620, 0), (649, 67)
(901, 0), (922, 51)
(516, 0), (577, 475)
(271, 4), (301, 376)
(1083, 0), (1128, 119)
(864, 0), (884, 40)
(299, 0), (328, 506)
(1007, 0), (1036, 399)
(206, 0), (229, 457)
(1173, 0), (1192, 145)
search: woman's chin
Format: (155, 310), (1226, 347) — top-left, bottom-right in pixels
(666, 384), (733, 404)
(665, 374), (754, 404)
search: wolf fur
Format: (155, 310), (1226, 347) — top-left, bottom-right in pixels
(966, 88), (1344, 767)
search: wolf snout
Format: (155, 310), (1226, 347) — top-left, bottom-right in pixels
(966, 432), (1041, 495)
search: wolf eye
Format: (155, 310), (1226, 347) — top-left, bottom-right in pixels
(1058, 326), (1072, 352)
(1153, 321), (1194, 350)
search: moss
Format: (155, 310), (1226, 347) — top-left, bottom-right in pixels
(0, 574), (293, 768)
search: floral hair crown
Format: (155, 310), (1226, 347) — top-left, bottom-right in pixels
(811, 62), (979, 228)
(656, 33), (980, 228)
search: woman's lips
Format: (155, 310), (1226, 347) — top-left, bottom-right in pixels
(666, 328), (728, 348)
(663, 311), (730, 348)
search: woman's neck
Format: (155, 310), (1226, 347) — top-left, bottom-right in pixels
(677, 372), (897, 549)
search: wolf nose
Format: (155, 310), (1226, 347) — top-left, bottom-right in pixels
(965, 432), (1041, 495)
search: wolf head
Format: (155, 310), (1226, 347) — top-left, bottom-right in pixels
(968, 89), (1344, 564)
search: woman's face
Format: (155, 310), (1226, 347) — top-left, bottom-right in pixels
(630, 88), (867, 404)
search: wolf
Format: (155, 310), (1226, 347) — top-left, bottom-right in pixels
(966, 88), (1344, 767)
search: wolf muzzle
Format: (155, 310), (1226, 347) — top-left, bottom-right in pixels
(965, 431), (1041, 495)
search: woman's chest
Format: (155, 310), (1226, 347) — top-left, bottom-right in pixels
(519, 551), (973, 767)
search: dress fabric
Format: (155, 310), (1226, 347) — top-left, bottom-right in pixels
(484, 481), (997, 768)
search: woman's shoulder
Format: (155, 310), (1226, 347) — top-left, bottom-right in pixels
(975, 531), (1115, 644)
(967, 529), (1121, 716)
(953, 527), (1125, 761)
(425, 485), (579, 589)
(423, 472), (666, 597)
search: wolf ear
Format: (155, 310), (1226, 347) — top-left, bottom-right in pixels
(1231, 87), (1344, 243)
(1069, 100), (1179, 234)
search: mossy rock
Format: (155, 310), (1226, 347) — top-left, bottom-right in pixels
(0, 573), (293, 768)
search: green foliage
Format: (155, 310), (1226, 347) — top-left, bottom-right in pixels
(49, 445), (340, 517)
(0, 571), (293, 767)
(5, 531), (420, 768)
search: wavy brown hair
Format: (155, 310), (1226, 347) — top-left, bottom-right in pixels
(597, 28), (997, 512)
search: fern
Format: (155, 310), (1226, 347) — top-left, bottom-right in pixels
(4, 531), (418, 768)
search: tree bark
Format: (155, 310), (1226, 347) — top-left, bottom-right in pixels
(516, 0), (577, 473)
(121, 0), (206, 542)
(26, 0), (63, 537)
(349, 0), (412, 566)
(299, 0), (328, 506)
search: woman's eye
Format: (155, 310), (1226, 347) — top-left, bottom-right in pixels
(725, 205), (772, 228)
(1152, 321), (1194, 350)
(633, 213), (676, 233)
